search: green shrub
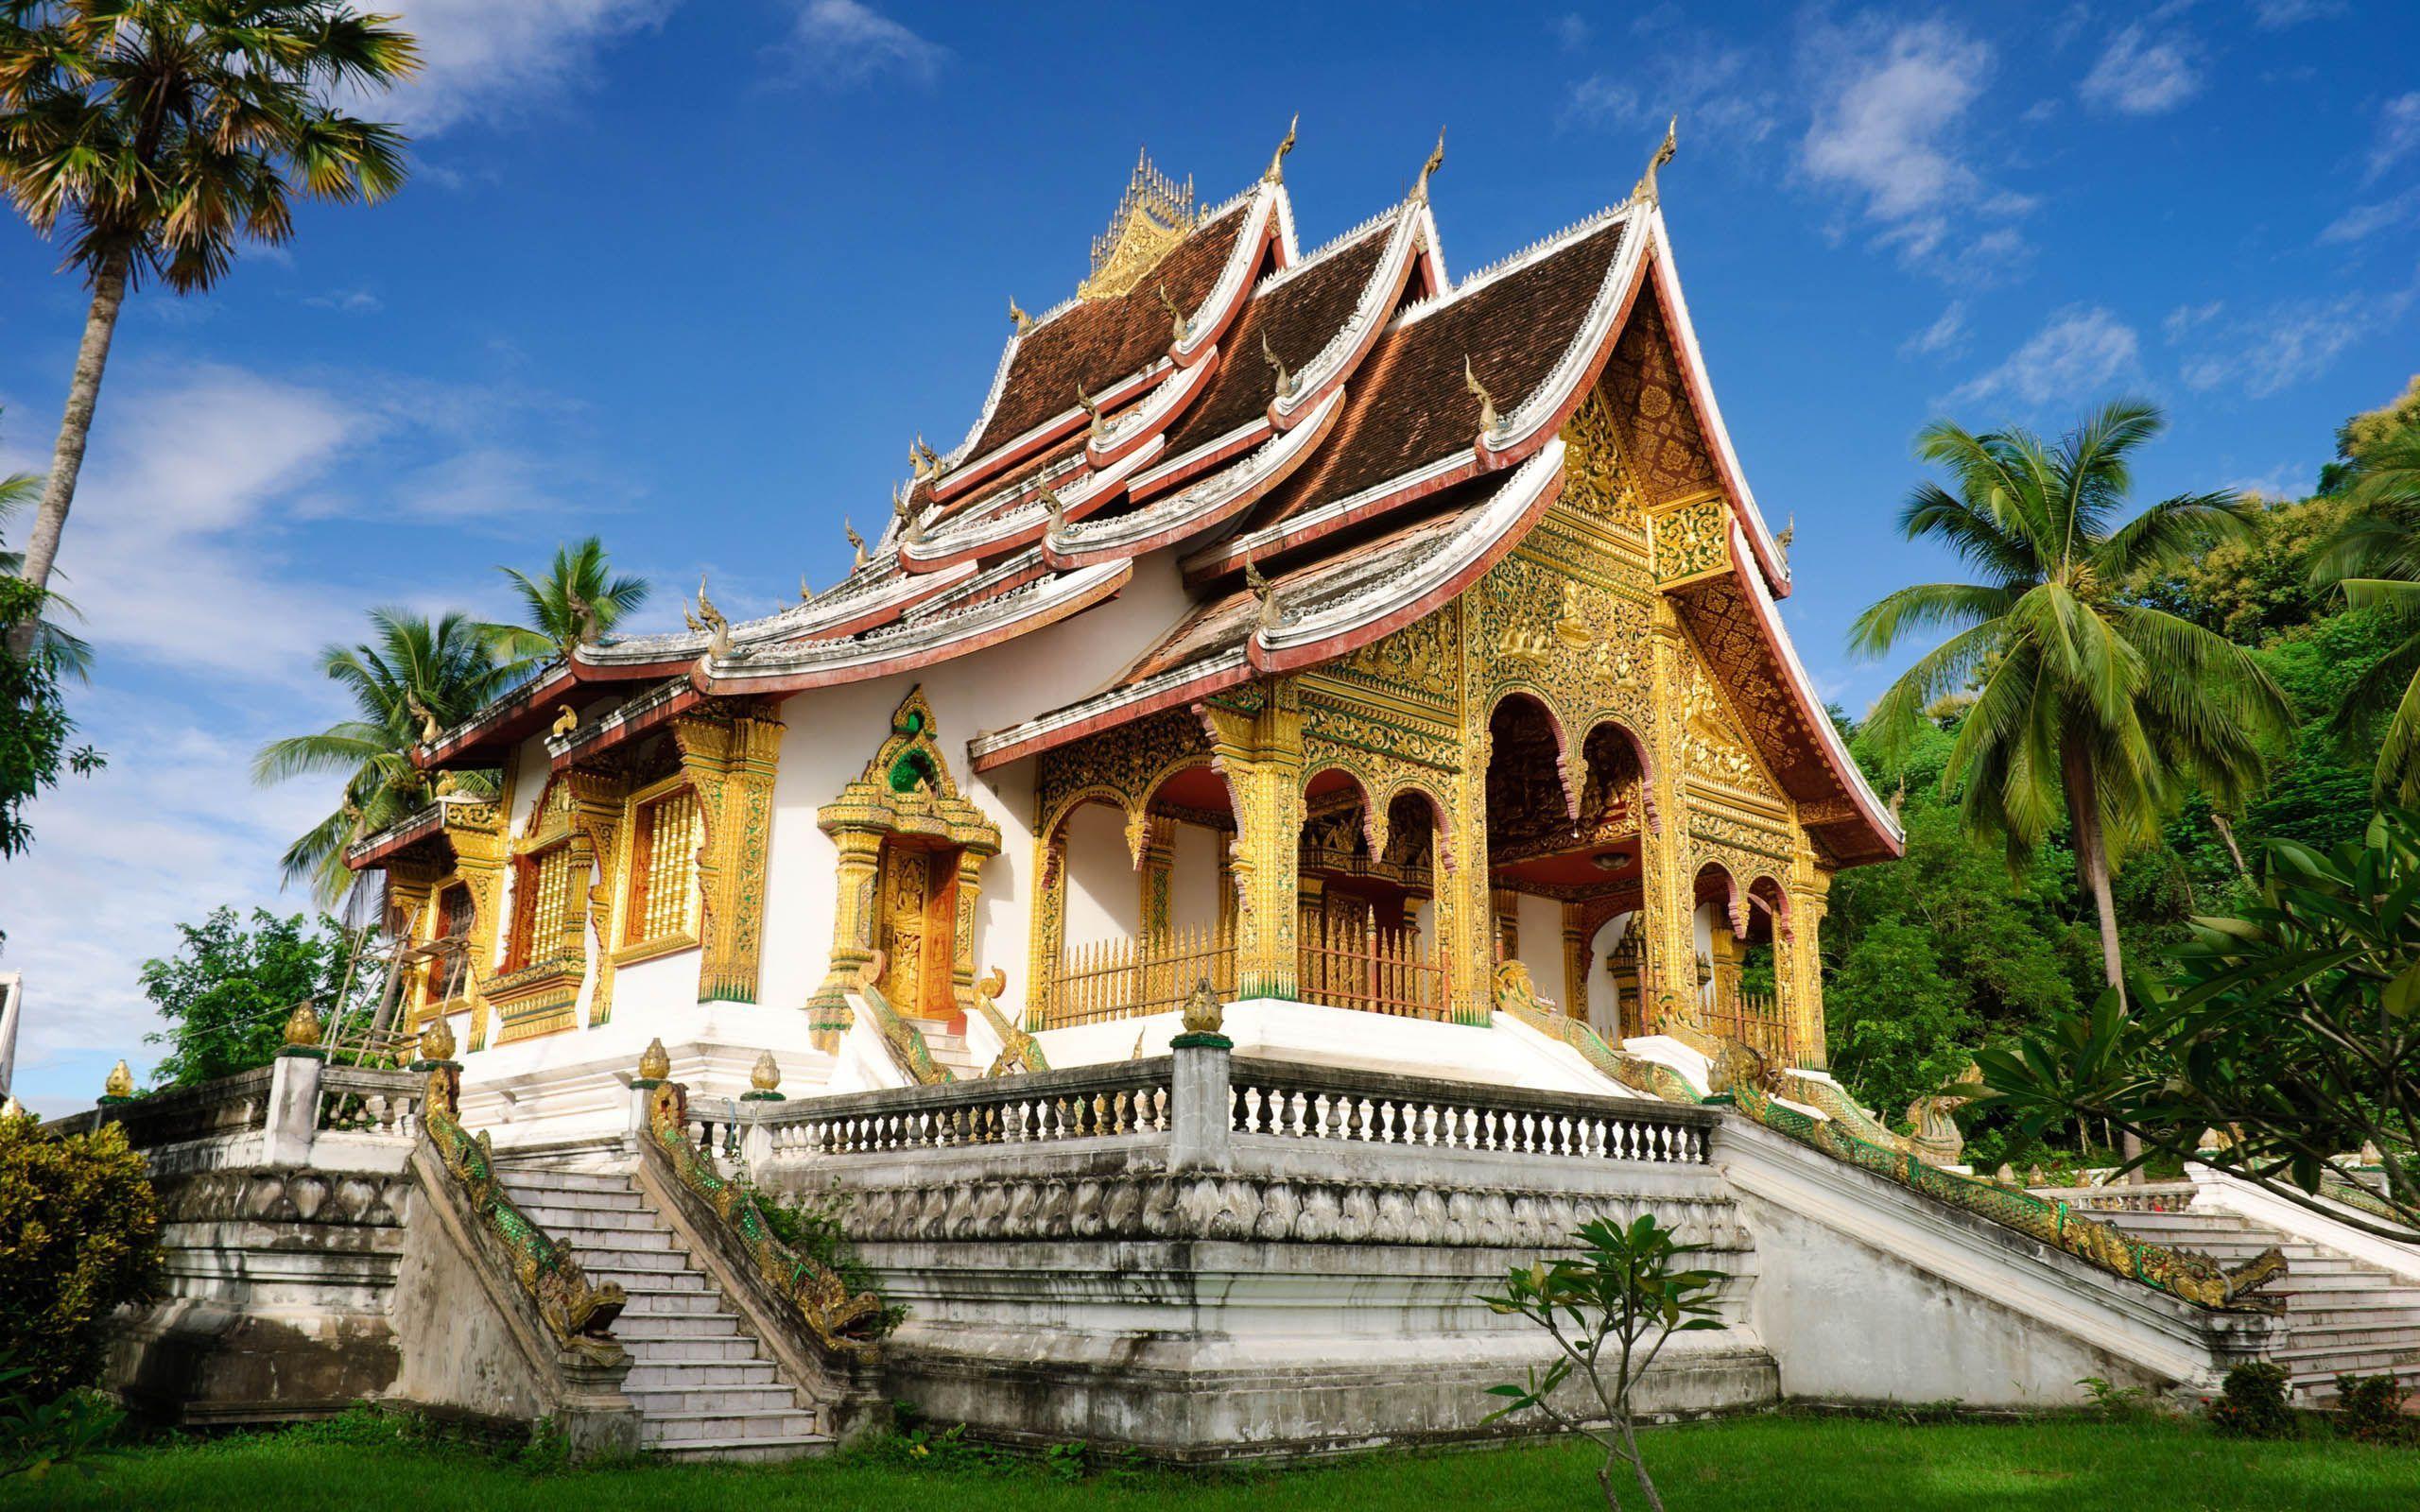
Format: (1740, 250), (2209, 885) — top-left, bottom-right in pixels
(2333, 1374), (2411, 1444)
(0, 1113), (162, 1398)
(0, 1351), (123, 1481)
(743, 1177), (903, 1335)
(2208, 1363), (2297, 1439)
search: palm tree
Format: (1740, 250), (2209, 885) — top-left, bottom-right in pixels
(0, 406), (90, 676)
(1852, 400), (2291, 1002)
(0, 3), (419, 659)
(254, 608), (515, 905)
(2308, 425), (2420, 799)
(484, 536), (650, 683)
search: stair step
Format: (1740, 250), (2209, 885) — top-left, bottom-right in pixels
(630, 1384), (805, 1416)
(647, 1434), (833, 1463)
(619, 1289), (725, 1317)
(498, 1172), (640, 1197)
(512, 1204), (660, 1232)
(616, 1334), (761, 1363)
(625, 1360), (779, 1392)
(643, 1408), (821, 1444)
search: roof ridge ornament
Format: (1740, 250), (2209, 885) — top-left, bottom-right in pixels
(1260, 328), (1295, 398)
(1630, 116), (1677, 207)
(1076, 381), (1105, 439)
(1155, 279), (1192, 344)
(1038, 481), (1068, 535)
(908, 434), (940, 482)
(1264, 112), (1298, 184)
(844, 516), (868, 571)
(1080, 147), (1199, 301)
(1412, 127), (1445, 202)
(683, 575), (733, 662)
(1243, 554), (1284, 634)
(1008, 296), (1031, 335)
(1463, 355), (1506, 439)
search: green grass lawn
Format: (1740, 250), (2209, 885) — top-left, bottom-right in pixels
(9, 1412), (2416, 1512)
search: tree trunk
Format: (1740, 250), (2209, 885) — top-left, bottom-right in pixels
(2062, 730), (2144, 1182)
(8, 250), (131, 660)
(2212, 812), (2251, 883)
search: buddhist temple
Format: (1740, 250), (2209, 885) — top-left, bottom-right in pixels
(346, 129), (1901, 1139)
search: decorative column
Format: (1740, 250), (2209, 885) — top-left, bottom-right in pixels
(383, 859), (441, 1029)
(563, 765), (626, 1027)
(444, 802), (508, 1054)
(951, 849), (986, 1018)
(676, 702), (784, 1005)
(1028, 830), (1068, 1032)
(816, 829), (885, 1048)
(1201, 682), (1305, 1001)
(1493, 889), (1520, 958)
(1609, 927), (1645, 1039)
(1641, 596), (1698, 1032)
(1706, 921), (1745, 1018)
(1786, 866), (1833, 1069)
(1561, 904), (1589, 1020)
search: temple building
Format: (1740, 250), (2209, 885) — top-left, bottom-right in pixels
(347, 130), (1901, 1139)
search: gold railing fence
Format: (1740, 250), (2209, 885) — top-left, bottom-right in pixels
(1705, 986), (1795, 1066)
(1297, 915), (1447, 1022)
(1038, 921), (1236, 1029)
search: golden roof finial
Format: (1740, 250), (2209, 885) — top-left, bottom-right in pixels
(1412, 126), (1445, 202)
(1075, 381), (1105, 438)
(1264, 112), (1299, 183)
(404, 692), (442, 747)
(686, 575), (731, 661)
(551, 704), (578, 738)
(1038, 481), (1068, 535)
(104, 1059), (134, 1099)
(1155, 280), (1190, 344)
(1260, 328), (1294, 398)
(1632, 115), (1677, 206)
(1463, 354), (1502, 437)
(890, 482), (909, 521)
(1243, 555), (1283, 634)
(1080, 147), (1198, 301)
(908, 433), (940, 481)
(844, 515), (868, 570)
(1008, 296), (1031, 334)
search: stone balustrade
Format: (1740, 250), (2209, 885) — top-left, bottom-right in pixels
(44, 1055), (424, 1175)
(1227, 1058), (1714, 1165)
(749, 1058), (1178, 1162)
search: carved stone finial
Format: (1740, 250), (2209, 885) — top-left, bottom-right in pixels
(404, 692), (442, 747)
(844, 515), (868, 571)
(1265, 112), (1298, 182)
(1260, 328), (1294, 398)
(103, 1059), (134, 1100)
(1038, 481), (1068, 535)
(1076, 381), (1105, 438)
(1182, 977), (1223, 1035)
(1412, 126), (1445, 202)
(1631, 116), (1677, 206)
(1008, 295), (1031, 334)
(420, 1015), (457, 1064)
(283, 1002), (323, 1049)
(750, 1050), (781, 1093)
(686, 575), (732, 661)
(551, 704), (578, 738)
(1463, 355), (1502, 438)
(637, 1037), (671, 1084)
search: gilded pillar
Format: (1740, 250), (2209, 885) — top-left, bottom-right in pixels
(815, 828), (885, 1048)
(1642, 597), (1697, 1032)
(1707, 922), (1745, 1018)
(952, 849), (985, 1017)
(1787, 868), (1833, 1069)
(562, 765), (627, 1027)
(1436, 714), (1495, 1025)
(677, 704), (784, 1005)
(1028, 830), (1068, 1030)
(443, 803), (507, 1054)
(384, 862), (441, 1026)
(1561, 904), (1588, 1021)
(1201, 683), (1305, 1001)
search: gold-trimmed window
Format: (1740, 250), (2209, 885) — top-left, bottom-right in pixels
(506, 841), (585, 972)
(623, 784), (701, 951)
(422, 883), (476, 1005)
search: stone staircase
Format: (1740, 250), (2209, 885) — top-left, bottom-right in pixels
(2092, 1203), (2420, 1403)
(921, 1025), (985, 1080)
(496, 1168), (832, 1461)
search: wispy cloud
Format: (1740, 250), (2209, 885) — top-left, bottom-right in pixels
(2252, 0), (2345, 28)
(777, 0), (946, 87)
(304, 289), (384, 314)
(2163, 300), (2224, 341)
(2179, 283), (2416, 397)
(2364, 92), (2420, 185)
(370, 1), (671, 133)
(1563, 17), (1773, 152)
(1900, 301), (1969, 359)
(2321, 186), (2420, 246)
(2079, 23), (2204, 115)
(1797, 17), (2031, 278)
(1947, 305), (2140, 409)
(1549, 13), (1591, 52)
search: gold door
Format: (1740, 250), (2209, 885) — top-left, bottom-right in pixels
(874, 843), (962, 1021)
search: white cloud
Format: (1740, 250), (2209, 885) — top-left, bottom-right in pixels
(2179, 285), (2414, 397)
(1563, 23), (1773, 151)
(1798, 17), (2030, 277)
(369, 1), (672, 133)
(305, 289), (384, 314)
(2321, 187), (2420, 246)
(2365, 93), (2420, 184)
(2079, 24), (2204, 115)
(1947, 305), (2140, 409)
(1900, 301), (1969, 359)
(2224, 462), (2310, 498)
(778, 0), (946, 86)
(1550, 13), (1590, 51)
(2163, 299), (2224, 341)
(2252, 0), (2345, 27)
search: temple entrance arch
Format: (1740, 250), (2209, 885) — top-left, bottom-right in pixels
(1296, 769), (1446, 1018)
(810, 688), (1000, 1045)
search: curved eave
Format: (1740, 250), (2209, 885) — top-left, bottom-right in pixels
(1642, 211), (1789, 598)
(414, 663), (580, 770)
(1726, 520), (1902, 861)
(902, 437), (1165, 573)
(1081, 351), (1220, 471)
(342, 801), (445, 870)
(576, 558), (981, 677)
(926, 363), (1165, 507)
(545, 677), (700, 772)
(1044, 387), (1345, 570)
(1184, 214), (1648, 588)
(687, 559), (1132, 698)
(1268, 205), (1430, 432)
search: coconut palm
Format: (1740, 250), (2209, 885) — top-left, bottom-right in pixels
(1851, 400), (2292, 1000)
(0, 407), (90, 676)
(0, 2), (420, 658)
(2308, 424), (2420, 799)
(254, 608), (514, 905)
(485, 536), (650, 682)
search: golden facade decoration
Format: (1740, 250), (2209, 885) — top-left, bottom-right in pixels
(1079, 150), (1199, 301)
(810, 687), (1001, 1048)
(1652, 492), (1732, 585)
(670, 700), (786, 1005)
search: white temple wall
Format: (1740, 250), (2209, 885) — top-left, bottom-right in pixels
(1168, 822), (1222, 936)
(1585, 911), (1633, 1038)
(1062, 802), (1139, 950)
(1511, 893), (1564, 1010)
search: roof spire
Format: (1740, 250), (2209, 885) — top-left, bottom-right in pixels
(1264, 112), (1298, 183)
(1080, 147), (1198, 301)
(1008, 296), (1031, 334)
(1412, 127), (1445, 202)
(1631, 116), (1677, 206)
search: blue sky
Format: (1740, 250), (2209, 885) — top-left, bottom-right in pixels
(3, 0), (2416, 1111)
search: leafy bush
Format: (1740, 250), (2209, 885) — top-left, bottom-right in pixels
(2208, 1363), (2297, 1439)
(2077, 1375), (2158, 1421)
(0, 1352), (122, 1481)
(744, 1176), (902, 1335)
(2333, 1374), (2410, 1444)
(0, 1113), (162, 1398)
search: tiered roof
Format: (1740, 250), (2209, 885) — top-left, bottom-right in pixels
(404, 141), (1898, 868)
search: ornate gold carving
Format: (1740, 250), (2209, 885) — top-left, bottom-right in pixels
(1653, 493), (1731, 584)
(283, 1003), (323, 1049)
(638, 1037), (671, 1082)
(1080, 149), (1198, 301)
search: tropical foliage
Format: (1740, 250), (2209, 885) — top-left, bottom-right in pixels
(2307, 404), (2420, 799)
(0, 577), (101, 866)
(252, 610), (518, 904)
(0, 411), (87, 677)
(1850, 400), (2292, 1005)
(139, 907), (381, 1088)
(484, 535), (649, 680)
(0, 1110), (160, 1400)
